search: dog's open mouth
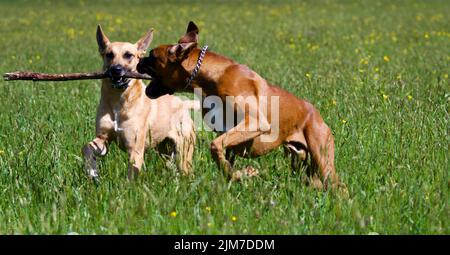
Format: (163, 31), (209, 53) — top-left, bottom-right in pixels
(110, 76), (130, 89)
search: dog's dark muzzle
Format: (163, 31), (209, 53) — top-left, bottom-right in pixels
(107, 65), (130, 89)
(145, 79), (175, 99)
(137, 56), (156, 76)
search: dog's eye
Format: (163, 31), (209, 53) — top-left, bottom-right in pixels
(123, 52), (134, 60)
(105, 52), (114, 59)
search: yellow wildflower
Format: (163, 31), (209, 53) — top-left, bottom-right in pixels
(205, 206), (211, 212)
(382, 94), (389, 100)
(407, 95), (413, 100)
(95, 13), (103, 21)
(231, 216), (237, 222)
(66, 28), (75, 39)
(341, 119), (347, 124)
(170, 211), (177, 218)
(305, 73), (311, 79)
(310, 44), (319, 51)
(383, 55), (390, 62)
(360, 58), (369, 65)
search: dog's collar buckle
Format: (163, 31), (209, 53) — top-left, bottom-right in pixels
(185, 45), (208, 89)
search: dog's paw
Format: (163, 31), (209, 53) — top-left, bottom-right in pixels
(244, 166), (259, 177)
(86, 168), (100, 184)
(92, 175), (101, 186)
(335, 182), (349, 198)
(231, 166), (259, 181)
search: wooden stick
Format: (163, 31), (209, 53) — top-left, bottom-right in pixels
(3, 71), (152, 81)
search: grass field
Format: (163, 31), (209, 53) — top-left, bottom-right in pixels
(0, 0), (448, 234)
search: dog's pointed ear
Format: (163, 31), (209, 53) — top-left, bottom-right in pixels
(96, 25), (110, 54)
(178, 21), (199, 44)
(136, 28), (154, 53)
(168, 21), (199, 62)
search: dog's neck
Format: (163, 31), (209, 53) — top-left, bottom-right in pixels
(181, 48), (235, 93)
(101, 79), (144, 110)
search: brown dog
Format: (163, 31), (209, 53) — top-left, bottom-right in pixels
(137, 22), (343, 189)
(82, 25), (197, 181)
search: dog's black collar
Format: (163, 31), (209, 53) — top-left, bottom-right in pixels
(185, 45), (208, 89)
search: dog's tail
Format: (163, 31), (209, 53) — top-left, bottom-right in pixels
(183, 100), (201, 111)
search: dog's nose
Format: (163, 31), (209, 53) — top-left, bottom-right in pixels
(108, 65), (125, 77)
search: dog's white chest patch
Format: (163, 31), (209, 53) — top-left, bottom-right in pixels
(113, 109), (124, 132)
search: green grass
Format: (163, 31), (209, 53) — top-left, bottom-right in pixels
(0, 0), (448, 234)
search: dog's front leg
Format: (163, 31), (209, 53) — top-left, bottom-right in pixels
(82, 136), (108, 182)
(211, 130), (260, 180)
(211, 113), (269, 180)
(211, 97), (271, 180)
(83, 102), (114, 183)
(127, 132), (146, 181)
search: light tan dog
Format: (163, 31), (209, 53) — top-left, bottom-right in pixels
(82, 25), (197, 181)
(137, 22), (345, 190)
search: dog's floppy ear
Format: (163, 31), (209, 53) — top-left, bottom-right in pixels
(168, 42), (197, 62)
(96, 25), (110, 54)
(136, 28), (154, 54)
(168, 21), (199, 61)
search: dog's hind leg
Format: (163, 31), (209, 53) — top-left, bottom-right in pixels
(82, 136), (108, 182)
(157, 129), (195, 176)
(285, 142), (308, 173)
(176, 127), (196, 176)
(157, 137), (178, 172)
